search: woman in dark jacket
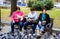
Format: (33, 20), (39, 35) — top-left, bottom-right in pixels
(38, 12), (50, 24)
(36, 9), (50, 37)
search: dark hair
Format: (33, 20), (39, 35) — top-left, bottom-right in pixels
(42, 8), (47, 11)
(16, 7), (20, 11)
(30, 7), (35, 11)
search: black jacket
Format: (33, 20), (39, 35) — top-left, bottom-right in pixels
(38, 13), (50, 24)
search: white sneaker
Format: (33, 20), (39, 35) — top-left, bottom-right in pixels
(36, 33), (40, 36)
(25, 35), (27, 38)
(28, 34), (31, 36)
(33, 34), (35, 36)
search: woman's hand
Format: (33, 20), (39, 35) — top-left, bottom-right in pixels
(21, 18), (23, 21)
(38, 21), (41, 25)
(17, 15), (23, 20)
(42, 21), (46, 23)
(42, 21), (46, 25)
(29, 18), (33, 21)
(17, 15), (21, 19)
(13, 20), (15, 23)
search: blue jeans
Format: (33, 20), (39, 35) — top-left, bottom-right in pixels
(24, 21), (36, 34)
(36, 25), (44, 31)
(11, 21), (23, 33)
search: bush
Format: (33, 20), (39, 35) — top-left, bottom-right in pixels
(45, 0), (54, 10)
(28, 0), (54, 10)
(32, 1), (45, 10)
(27, 1), (34, 7)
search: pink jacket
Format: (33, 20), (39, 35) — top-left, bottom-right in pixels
(11, 11), (24, 22)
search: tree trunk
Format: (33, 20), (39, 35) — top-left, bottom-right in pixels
(10, 0), (17, 16)
(0, 7), (1, 25)
(0, 7), (1, 30)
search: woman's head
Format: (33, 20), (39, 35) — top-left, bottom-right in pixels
(16, 7), (20, 12)
(30, 7), (35, 13)
(42, 8), (46, 13)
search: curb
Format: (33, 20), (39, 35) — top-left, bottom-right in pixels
(52, 28), (60, 33)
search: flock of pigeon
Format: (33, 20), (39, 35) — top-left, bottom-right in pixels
(0, 28), (60, 39)
(0, 21), (60, 39)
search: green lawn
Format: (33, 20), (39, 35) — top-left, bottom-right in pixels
(1, 7), (60, 28)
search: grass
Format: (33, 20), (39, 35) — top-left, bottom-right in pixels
(1, 7), (60, 28)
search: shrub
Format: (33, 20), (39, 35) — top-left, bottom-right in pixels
(27, 0), (54, 10)
(45, 0), (54, 10)
(32, 1), (45, 10)
(27, 1), (34, 7)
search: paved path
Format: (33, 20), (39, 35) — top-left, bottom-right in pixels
(0, 25), (60, 39)
(1, 25), (11, 34)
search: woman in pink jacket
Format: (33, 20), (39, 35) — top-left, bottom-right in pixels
(11, 7), (24, 33)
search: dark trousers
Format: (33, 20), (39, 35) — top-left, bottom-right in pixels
(24, 21), (36, 34)
(11, 21), (23, 33)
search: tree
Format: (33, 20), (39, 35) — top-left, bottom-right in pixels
(10, 0), (17, 16)
(0, 7), (1, 30)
